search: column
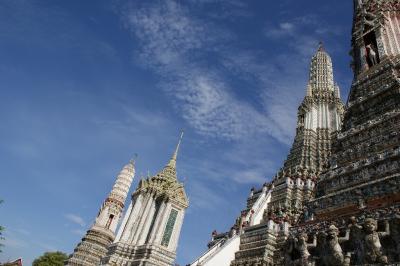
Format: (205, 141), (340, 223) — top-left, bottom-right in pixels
(155, 203), (173, 244)
(119, 194), (144, 242)
(148, 200), (168, 243)
(169, 209), (185, 252)
(131, 194), (154, 244)
(137, 198), (157, 245)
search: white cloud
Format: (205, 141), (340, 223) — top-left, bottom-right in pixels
(118, 0), (295, 144)
(37, 243), (58, 251)
(15, 228), (30, 236)
(71, 229), (86, 236)
(2, 236), (27, 249)
(64, 213), (86, 227)
(187, 180), (227, 210)
(264, 22), (295, 39)
(123, 0), (207, 68)
(231, 169), (267, 184)
(117, 2), (346, 149)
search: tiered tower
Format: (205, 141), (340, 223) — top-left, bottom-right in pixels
(189, 46), (344, 266)
(268, 44), (344, 222)
(229, 45), (344, 266)
(285, 1), (400, 265)
(101, 133), (189, 266)
(66, 160), (135, 266)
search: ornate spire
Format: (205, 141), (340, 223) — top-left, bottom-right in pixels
(109, 159), (136, 204)
(167, 131), (184, 169)
(66, 159), (136, 266)
(309, 42), (334, 92)
(317, 41), (324, 52)
(148, 131), (185, 181)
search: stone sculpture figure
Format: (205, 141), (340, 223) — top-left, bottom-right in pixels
(362, 218), (389, 264)
(284, 233), (317, 266)
(284, 235), (297, 266)
(320, 225), (350, 266)
(366, 44), (378, 66)
(348, 217), (364, 265)
(295, 233), (313, 265)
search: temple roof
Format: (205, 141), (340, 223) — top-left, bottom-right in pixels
(135, 132), (188, 207)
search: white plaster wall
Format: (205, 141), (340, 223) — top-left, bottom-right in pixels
(115, 201), (133, 242)
(304, 104), (340, 131)
(190, 235), (240, 266)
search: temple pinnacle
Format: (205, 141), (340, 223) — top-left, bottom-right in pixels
(126, 154), (137, 170)
(318, 41), (324, 52)
(168, 130), (184, 168)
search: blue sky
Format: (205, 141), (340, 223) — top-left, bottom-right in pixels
(0, 0), (353, 264)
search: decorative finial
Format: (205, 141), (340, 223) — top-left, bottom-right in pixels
(129, 153), (138, 165)
(172, 130), (184, 161)
(318, 41), (324, 52)
(167, 130), (184, 168)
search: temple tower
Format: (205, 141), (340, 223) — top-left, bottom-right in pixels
(312, 0), (400, 222)
(189, 45), (344, 266)
(66, 160), (135, 266)
(229, 45), (344, 266)
(267, 44), (344, 223)
(285, 1), (400, 265)
(101, 133), (189, 266)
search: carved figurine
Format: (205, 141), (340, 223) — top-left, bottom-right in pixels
(366, 44), (378, 66)
(348, 216), (364, 265)
(284, 233), (316, 266)
(320, 225), (350, 266)
(362, 218), (389, 264)
(284, 235), (296, 266)
(296, 233), (313, 265)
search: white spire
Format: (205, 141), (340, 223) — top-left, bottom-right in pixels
(167, 131), (184, 169)
(309, 42), (335, 92)
(109, 159), (136, 205)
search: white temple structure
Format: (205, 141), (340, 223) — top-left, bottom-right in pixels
(66, 160), (136, 266)
(101, 133), (189, 266)
(67, 133), (188, 266)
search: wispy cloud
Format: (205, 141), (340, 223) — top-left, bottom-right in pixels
(264, 22), (295, 39)
(2, 236), (27, 249)
(117, 1), (345, 146)
(15, 228), (30, 236)
(118, 0), (288, 143)
(64, 214), (86, 227)
(264, 15), (345, 56)
(187, 180), (227, 210)
(71, 229), (86, 236)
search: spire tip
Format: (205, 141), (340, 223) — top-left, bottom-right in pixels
(167, 130), (185, 169)
(129, 153), (138, 165)
(318, 41), (324, 52)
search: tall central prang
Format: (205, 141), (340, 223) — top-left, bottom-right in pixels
(269, 43), (344, 223)
(189, 45), (344, 266)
